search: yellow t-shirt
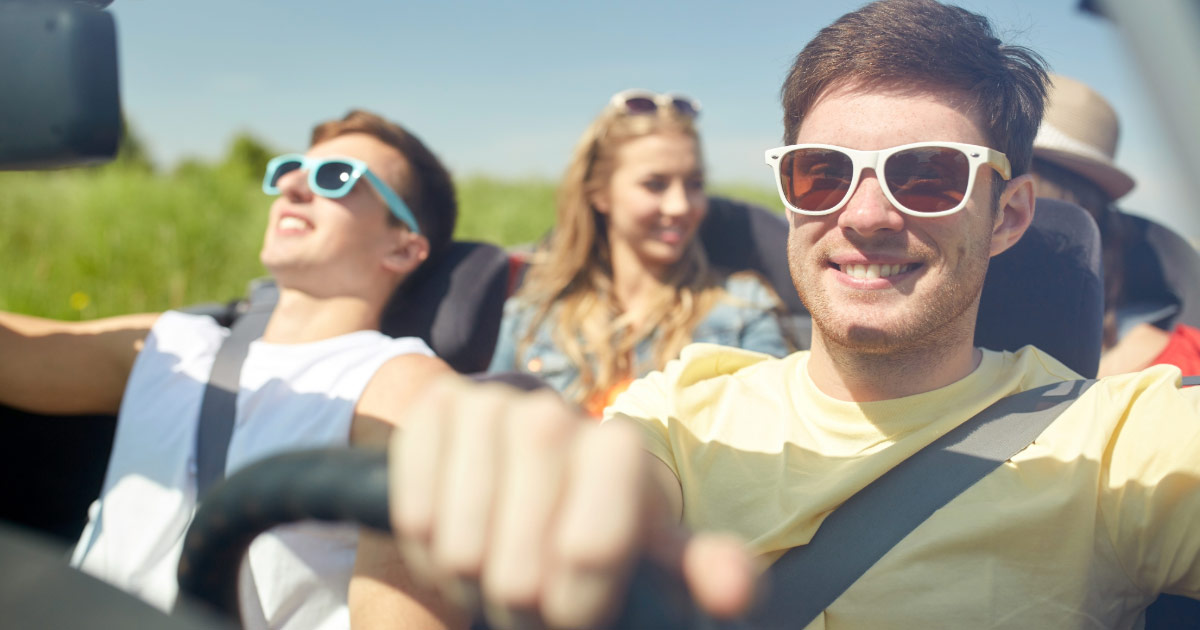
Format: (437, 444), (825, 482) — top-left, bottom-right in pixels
(606, 343), (1200, 629)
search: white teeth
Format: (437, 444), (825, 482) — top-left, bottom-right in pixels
(842, 263), (913, 279)
(279, 216), (310, 231)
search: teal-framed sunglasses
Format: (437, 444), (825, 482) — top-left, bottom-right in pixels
(262, 154), (420, 234)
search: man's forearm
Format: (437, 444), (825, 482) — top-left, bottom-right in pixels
(0, 311), (156, 415)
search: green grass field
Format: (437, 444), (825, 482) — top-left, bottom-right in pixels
(0, 159), (781, 320)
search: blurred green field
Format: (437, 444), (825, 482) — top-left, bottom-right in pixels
(0, 145), (781, 320)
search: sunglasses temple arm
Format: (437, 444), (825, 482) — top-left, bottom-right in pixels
(361, 170), (421, 235)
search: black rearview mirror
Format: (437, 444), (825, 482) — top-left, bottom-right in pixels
(0, 0), (120, 170)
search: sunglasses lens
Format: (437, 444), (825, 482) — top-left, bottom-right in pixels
(623, 96), (658, 114)
(779, 148), (854, 212)
(670, 98), (699, 118)
(884, 147), (970, 214)
(268, 159), (302, 189)
(313, 161), (356, 196)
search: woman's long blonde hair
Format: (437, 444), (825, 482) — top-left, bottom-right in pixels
(516, 100), (726, 406)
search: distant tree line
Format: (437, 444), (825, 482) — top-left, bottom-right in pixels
(110, 116), (276, 184)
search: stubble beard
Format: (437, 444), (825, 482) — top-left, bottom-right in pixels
(788, 231), (991, 367)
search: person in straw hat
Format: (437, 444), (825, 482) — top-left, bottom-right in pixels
(1032, 73), (1200, 376)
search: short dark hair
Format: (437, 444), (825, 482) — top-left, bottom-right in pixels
(781, 0), (1049, 177)
(311, 109), (457, 257)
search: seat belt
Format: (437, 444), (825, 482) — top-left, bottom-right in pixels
(745, 378), (1097, 629)
(744, 374), (1200, 629)
(194, 281), (278, 499)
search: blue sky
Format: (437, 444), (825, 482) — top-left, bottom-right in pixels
(109, 0), (1198, 237)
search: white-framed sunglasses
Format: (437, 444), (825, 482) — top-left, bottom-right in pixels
(609, 89), (701, 118)
(763, 141), (1011, 218)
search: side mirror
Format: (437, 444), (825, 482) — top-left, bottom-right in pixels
(0, 0), (120, 170)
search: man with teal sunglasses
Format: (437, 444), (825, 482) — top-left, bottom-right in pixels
(0, 109), (457, 629)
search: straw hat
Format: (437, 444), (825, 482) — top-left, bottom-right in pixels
(1033, 74), (1136, 200)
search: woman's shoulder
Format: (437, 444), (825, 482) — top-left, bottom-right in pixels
(502, 293), (548, 319)
(499, 293), (563, 338)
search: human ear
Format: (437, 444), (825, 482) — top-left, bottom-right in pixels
(383, 232), (430, 278)
(590, 186), (611, 215)
(989, 174), (1036, 258)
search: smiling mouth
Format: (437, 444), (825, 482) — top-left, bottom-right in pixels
(834, 262), (918, 279)
(278, 216), (312, 231)
(655, 227), (689, 242)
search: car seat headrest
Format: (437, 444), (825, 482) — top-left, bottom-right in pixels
(1117, 212), (1200, 332)
(700, 196), (805, 315)
(380, 240), (511, 373)
(976, 198), (1104, 377)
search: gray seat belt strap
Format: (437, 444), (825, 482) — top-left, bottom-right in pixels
(744, 378), (1098, 630)
(194, 282), (278, 499)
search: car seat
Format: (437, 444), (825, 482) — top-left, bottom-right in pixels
(1107, 211), (1200, 335)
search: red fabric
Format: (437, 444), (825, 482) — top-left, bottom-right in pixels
(584, 378), (634, 420)
(506, 253), (529, 296)
(1151, 324), (1200, 376)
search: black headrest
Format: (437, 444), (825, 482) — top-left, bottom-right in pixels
(700, 197), (804, 314)
(976, 199), (1103, 377)
(381, 240), (511, 373)
(698, 196), (1105, 378)
(1114, 212), (1200, 332)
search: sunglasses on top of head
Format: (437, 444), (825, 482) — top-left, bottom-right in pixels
(609, 89), (701, 119)
(763, 141), (1012, 218)
(262, 154), (421, 234)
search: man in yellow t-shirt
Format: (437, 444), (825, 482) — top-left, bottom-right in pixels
(371, 1), (1200, 629)
(613, 343), (1200, 628)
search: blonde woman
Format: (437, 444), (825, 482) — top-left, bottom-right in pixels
(488, 90), (790, 416)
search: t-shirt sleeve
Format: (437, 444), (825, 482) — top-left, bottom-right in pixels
(602, 343), (771, 484)
(1099, 371), (1200, 599)
(603, 363), (680, 480)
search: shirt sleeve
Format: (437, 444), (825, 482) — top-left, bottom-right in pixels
(1098, 370), (1200, 599)
(602, 344), (767, 481)
(603, 362), (681, 481)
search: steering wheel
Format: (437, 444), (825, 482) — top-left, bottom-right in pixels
(175, 447), (708, 630)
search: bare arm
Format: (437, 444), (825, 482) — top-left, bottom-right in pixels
(1097, 322), (1171, 377)
(351, 531), (469, 630)
(347, 353), (454, 445)
(349, 353), (459, 629)
(0, 311), (158, 415)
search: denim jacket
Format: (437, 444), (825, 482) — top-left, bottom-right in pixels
(487, 273), (792, 396)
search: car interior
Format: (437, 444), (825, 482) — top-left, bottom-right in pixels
(1, 1), (1198, 625)
(2, 190), (1197, 625)
(0, 194), (1112, 540)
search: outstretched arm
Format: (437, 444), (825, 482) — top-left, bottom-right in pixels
(0, 311), (158, 415)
